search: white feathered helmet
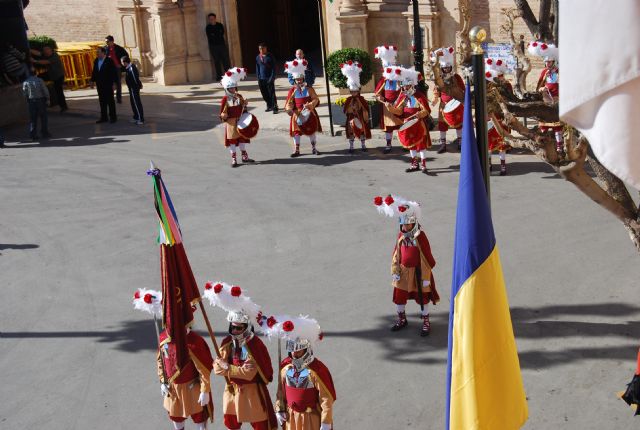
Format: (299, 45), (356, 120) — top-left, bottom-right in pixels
(374, 194), (422, 225)
(132, 288), (162, 318)
(340, 60), (363, 91)
(399, 66), (421, 87)
(220, 67), (248, 89)
(269, 314), (323, 353)
(527, 41), (558, 62)
(382, 65), (404, 81)
(374, 45), (398, 67)
(202, 281), (262, 328)
(431, 46), (455, 68)
(285, 59), (308, 79)
(484, 57), (507, 82)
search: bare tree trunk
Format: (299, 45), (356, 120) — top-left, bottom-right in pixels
(514, 0), (540, 37)
(501, 8), (531, 95)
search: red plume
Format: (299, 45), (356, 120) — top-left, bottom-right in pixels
(204, 282), (213, 290)
(292, 60), (299, 66)
(225, 71), (232, 76)
(384, 195), (394, 205)
(213, 283), (223, 294)
(374, 47), (379, 54)
(134, 290), (140, 299)
(283, 321), (295, 332)
(374, 196), (383, 206)
(143, 293), (153, 304)
(230, 286), (242, 297)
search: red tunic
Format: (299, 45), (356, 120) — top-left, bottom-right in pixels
(220, 95), (250, 147)
(343, 95), (372, 139)
(537, 67), (559, 98)
(393, 90), (432, 151)
(286, 86), (322, 137)
(280, 357), (336, 403)
(391, 230), (439, 305)
(436, 74), (465, 131)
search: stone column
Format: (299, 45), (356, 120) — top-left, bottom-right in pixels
(116, 0), (153, 76)
(336, 0), (373, 92)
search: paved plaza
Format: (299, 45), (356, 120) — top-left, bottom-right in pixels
(1, 80), (639, 429)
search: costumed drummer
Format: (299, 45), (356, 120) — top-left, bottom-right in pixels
(268, 315), (336, 430)
(285, 59), (322, 157)
(431, 47), (465, 154)
(386, 67), (432, 174)
(530, 41), (565, 157)
(485, 58), (513, 176)
(373, 195), (439, 336)
(374, 45), (403, 153)
(133, 289), (215, 430)
(220, 67), (255, 167)
(204, 282), (278, 430)
(341, 60), (371, 154)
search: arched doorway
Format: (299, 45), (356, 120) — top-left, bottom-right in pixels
(236, 0), (321, 76)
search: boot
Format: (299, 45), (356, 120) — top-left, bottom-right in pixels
(241, 151), (255, 163)
(312, 143), (320, 155)
(421, 159), (428, 174)
(231, 153), (238, 168)
(290, 144), (301, 158)
(405, 157), (420, 172)
(383, 141), (392, 153)
(390, 311), (408, 331)
(500, 159), (507, 176)
(456, 137), (462, 151)
(361, 142), (368, 152)
(420, 314), (431, 337)
(436, 139), (447, 154)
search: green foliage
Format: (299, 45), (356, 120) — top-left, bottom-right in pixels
(334, 96), (377, 107)
(28, 35), (58, 51)
(326, 48), (373, 89)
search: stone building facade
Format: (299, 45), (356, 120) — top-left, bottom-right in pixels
(23, 0), (542, 88)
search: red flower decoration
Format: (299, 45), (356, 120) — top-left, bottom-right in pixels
(532, 42), (538, 47)
(374, 196), (383, 206)
(392, 45), (397, 51)
(398, 206), (407, 213)
(339, 63), (344, 68)
(384, 195), (394, 206)
(496, 60), (503, 66)
(541, 43), (548, 50)
(134, 290), (140, 299)
(386, 67), (392, 73)
(284, 63), (289, 69)
(267, 316), (277, 328)
(318, 332), (324, 340)
(302, 60), (308, 66)
(143, 293), (153, 304)
(225, 71), (233, 76)
(283, 320), (295, 332)
(256, 311), (264, 325)
(213, 283), (223, 294)
(395, 69), (401, 75)
(347, 60), (353, 66)
(293, 60), (299, 66)
(357, 63), (362, 69)
(204, 282), (213, 290)
(374, 47), (379, 54)
(485, 71), (492, 78)
(384, 45), (389, 49)
(236, 68), (241, 73)
(230, 286), (242, 297)
(448, 47), (454, 53)
(486, 58), (493, 65)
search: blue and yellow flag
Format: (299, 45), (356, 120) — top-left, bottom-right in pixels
(445, 84), (528, 429)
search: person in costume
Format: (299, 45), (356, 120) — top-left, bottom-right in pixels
(386, 67), (432, 173)
(621, 348), (640, 416)
(220, 67), (255, 167)
(374, 45), (403, 153)
(285, 59), (322, 157)
(204, 282), (278, 430)
(374, 195), (439, 336)
(530, 41), (564, 157)
(431, 47), (465, 153)
(341, 60), (371, 154)
(485, 58), (513, 176)
(133, 288), (215, 430)
(268, 315), (336, 430)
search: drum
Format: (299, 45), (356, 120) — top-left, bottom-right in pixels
(237, 112), (259, 139)
(350, 117), (364, 138)
(397, 118), (425, 148)
(443, 99), (463, 128)
(296, 108), (318, 136)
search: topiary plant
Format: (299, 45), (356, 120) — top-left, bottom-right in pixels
(28, 35), (58, 51)
(326, 48), (372, 89)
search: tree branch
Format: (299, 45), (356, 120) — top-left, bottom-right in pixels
(514, 0), (539, 37)
(538, 0), (552, 41)
(500, 8), (532, 94)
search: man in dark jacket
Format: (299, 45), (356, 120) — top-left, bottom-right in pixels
(33, 44), (67, 112)
(121, 56), (144, 125)
(256, 43), (278, 114)
(205, 12), (230, 81)
(90, 47), (118, 123)
(105, 35), (127, 104)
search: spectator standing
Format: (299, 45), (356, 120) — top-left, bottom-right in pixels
(22, 70), (51, 140)
(90, 47), (118, 123)
(1, 43), (27, 84)
(121, 56), (144, 125)
(104, 35), (127, 104)
(205, 13), (230, 81)
(256, 43), (278, 114)
(287, 49), (316, 87)
(34, 44), (67, 112)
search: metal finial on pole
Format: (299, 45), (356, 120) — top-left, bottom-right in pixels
(469, 26), (490, 201)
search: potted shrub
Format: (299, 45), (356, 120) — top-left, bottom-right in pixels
(326, 48), (373, 127)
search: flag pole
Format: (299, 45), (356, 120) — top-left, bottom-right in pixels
(469, 26), (490, 202)
(198, 301), (234, 392)
(318, 0), (334, 136)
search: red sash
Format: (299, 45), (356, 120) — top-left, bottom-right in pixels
(295, 95), (310, 110)
(227, 104), (243, 119)
(400, 244), (420, 267)
(285, 385), (319, 413)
